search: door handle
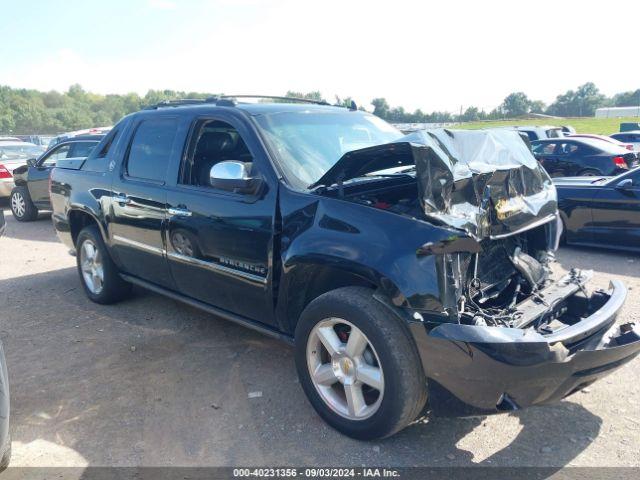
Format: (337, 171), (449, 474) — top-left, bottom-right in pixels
(167, 207), (193, 217)
(114, 194), (131, 205)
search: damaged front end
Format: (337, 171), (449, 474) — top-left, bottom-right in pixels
(420, 220), (640, 417)
(314, 128), (640, 416)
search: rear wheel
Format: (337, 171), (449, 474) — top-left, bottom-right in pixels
(76, 225), (131, 304)
(580, 169), (601, 177)
(10, 186), (38, 221)
(295, 287), (427, 440)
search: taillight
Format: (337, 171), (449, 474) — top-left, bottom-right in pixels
(0, 164), (12, 179)
(613, 156), (628, 168)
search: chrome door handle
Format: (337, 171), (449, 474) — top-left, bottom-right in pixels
(114, 194), (130, 205)
(167, 207), (192, 217)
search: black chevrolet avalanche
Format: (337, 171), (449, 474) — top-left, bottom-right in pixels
(49, 98), (640, 439)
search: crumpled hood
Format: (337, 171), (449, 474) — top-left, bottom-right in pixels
(408, 128), (557, 239)
(314, 128), (558, 239)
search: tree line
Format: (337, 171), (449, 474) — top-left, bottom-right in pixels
(0, 83), (638, 134)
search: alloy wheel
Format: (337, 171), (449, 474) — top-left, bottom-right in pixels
(80, 240), (104, 294)
(306, 318), (384, 420)
(11, 192), (25, 218)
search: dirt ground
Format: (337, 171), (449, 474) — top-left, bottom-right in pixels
(0, 200), (638, 468)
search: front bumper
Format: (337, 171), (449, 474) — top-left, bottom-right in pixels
(410, 280), (640, 416)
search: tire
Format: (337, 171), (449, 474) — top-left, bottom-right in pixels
(76, 225), (131, 304)
(0, 435), (10, 472)
(10, 186), (38, 221)
(580, 169), (601, 177)
(294, 287), (427, 440)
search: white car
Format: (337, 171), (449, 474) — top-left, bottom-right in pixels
(610, 131), (640, 153)
(0, 141), (45, 198)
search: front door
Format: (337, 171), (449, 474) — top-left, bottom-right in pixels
(29, 141), (100, 207)
(109, 116), (181, 289)
(165, 116), (277, 325)
(590, 170), (640, 249)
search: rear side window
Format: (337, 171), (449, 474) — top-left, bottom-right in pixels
(68, 141), (98, 158)
(558, 143), (579, 155)
(533, 142), (556, 155)
(126, 118), (178, 182)
(546, 128), (563, 138)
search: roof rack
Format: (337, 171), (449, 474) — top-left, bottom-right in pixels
(144, 94), (341, 110)
(223, 95), (330, 106)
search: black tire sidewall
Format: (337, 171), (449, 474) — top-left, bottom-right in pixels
(295, 288), (424, 440)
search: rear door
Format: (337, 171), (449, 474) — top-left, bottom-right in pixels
(590, 170), (640, 249)
(164, 113), (278, 326)
(109, 115), (181, 288)
(533, 141), (562, 176)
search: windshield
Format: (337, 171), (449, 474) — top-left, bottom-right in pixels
(254, 111), (403, 188)
(0, 144), (43, 160)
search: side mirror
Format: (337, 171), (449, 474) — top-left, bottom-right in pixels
(209, 160), (260, 193)
(26, 157), (37, 167)
(616, 178), (634, 190)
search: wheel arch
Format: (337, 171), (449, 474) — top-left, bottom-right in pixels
(276, 260), (403, 335)
(68, 208), (107, 247)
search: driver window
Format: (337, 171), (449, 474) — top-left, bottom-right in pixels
(41, 144), (71, 166)
(180, 120), (253, 188)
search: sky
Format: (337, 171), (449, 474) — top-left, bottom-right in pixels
(1, 0), (638, 114)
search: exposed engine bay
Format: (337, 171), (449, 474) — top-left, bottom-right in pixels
(314, 128), (617, 337)
(337, 181), (605, 338)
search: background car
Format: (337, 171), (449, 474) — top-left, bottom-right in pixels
(610, 131), (640, 152)
(620, 122), (640, 132)
(0, 210), (5, 237)
(504, 125), (566, 141)
(0, 140), (46, 198)
(9, 134), (105, 221)
(48, 127), (111, 148)
(15, 135), (54, 147)
(531, 137), (638, 177)
(554, 167), (640, 251)
(569, 133), (636, 154)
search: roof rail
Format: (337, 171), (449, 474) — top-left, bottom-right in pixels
(144, 94), (338, 110)
(144, 98), (219, 110)
(222, 95), (331, 106)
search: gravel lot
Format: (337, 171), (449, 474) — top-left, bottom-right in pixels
(0, 200), (638, 468)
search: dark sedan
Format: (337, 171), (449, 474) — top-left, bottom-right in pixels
(554, 167), (640, 252)
(532, 138), (637, 177)
(9, 134), (104, 221)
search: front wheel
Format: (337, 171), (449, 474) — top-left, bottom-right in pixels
(10, 186), (38, 222)
(295, 287), (427, 440)
(76, 225), (131, 304)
